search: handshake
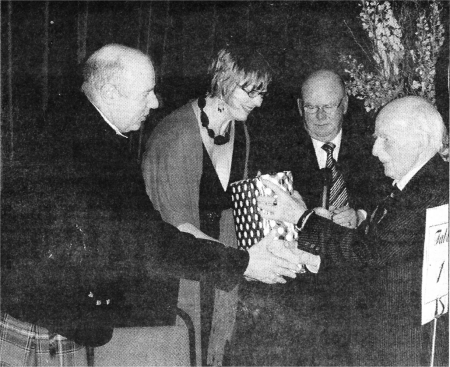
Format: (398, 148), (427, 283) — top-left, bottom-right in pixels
(243, 230), (320, 284)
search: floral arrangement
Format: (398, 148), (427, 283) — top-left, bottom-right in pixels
(340, 0), (445, 112)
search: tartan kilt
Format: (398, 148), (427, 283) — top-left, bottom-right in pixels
(0, 313), (87, 366)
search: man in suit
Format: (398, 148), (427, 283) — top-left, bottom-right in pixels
(291, 69), (383, 365)
(292, 69), (383, 227)
(0, 44), (303, 366)
(258, 96), (449, 366)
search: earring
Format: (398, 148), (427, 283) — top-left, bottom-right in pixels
(218, 99), (225, 113)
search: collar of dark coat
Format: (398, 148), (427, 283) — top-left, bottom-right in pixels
(396, 154), (449, 200)
(65, 92), (133, 165)
(73, 92), (126, 141)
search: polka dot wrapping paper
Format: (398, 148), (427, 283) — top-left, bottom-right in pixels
(230, 171), (299, 251)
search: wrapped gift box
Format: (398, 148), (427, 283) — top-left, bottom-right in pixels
(230, 171), (299, 250)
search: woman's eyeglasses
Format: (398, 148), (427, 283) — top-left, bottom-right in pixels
(239, 85), (268, 98)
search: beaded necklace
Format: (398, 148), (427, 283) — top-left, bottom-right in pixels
(198, 96), (231, 145)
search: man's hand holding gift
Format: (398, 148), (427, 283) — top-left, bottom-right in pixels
(257, 179), (321, 273)
(268, 237), (321, 274)
(257, 179), (307, 224)
(258, 179), (360, 228)
(244, 230), (303, 284)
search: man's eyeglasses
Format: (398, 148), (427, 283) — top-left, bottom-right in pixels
(239, 85), (268, 99)
(302, 96), (344, 115)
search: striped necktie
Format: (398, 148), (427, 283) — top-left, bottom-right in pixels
(322, 142), (349, 209)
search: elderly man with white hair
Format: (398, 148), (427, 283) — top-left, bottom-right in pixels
(258, 96), (449, 366)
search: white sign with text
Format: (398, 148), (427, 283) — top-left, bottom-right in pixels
(421, 204), (448, 325)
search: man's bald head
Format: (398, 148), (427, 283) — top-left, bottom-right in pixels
(373, 96), (447, 180)
(82, 44), (152, 97)
(300, 69), (348, 142)
(301, 70), (346, 98)
(377, 96), (446, 154)
(81, 44), (158, 133)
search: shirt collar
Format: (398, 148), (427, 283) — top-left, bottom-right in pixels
(89, 99), (128, 139)
(394, 159), (429, 191)
(311, 129), (342, 158)
(330, 129), (342, 151)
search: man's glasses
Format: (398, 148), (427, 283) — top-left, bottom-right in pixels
(302, 96), (344, 115)
(239, 85), (268, 99)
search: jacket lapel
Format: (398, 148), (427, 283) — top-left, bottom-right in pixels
(291, 128), (323, 208)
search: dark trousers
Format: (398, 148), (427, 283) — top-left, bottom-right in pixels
(227, 266), (365, 366)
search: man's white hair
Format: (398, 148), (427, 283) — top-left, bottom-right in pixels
(377, 96), (447, 154)
(82, 44), (149, 97)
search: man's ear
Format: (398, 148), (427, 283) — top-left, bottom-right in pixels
(100, 83), (118, 103)
(296, 98), (303, 117)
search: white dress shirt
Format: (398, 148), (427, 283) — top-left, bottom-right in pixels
(311, 129), (342, 168)
(310, 130), (368, 222)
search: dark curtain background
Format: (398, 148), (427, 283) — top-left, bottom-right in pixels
(1, 0), (448, 171)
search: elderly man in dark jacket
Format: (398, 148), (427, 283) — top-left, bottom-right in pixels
(258, 96), (449, 366)
(0, 44), (302, 366)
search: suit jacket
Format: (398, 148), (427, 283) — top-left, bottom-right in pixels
(1, 92), (249, 346)
(289, 123), (386, 212)
(298, 154), (449, 366)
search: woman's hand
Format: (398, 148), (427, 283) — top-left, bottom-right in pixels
(256, 179), (307, 224)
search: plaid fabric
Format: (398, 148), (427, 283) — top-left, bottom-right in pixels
(0, 314), (87, 366)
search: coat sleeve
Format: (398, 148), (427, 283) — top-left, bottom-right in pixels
(139, 207), (249, 291)
(297, 190), (445, 271)
(142, 106), (202, 229)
